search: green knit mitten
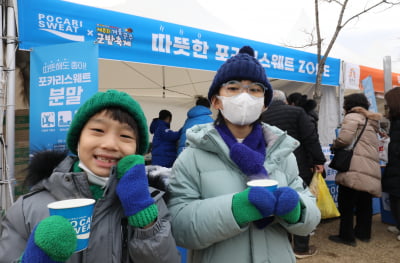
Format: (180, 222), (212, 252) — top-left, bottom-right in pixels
(273, 187), (301, 224)
(21, 215), (77, 262)
(232, 188), (273, 226)
(279, 202), (301, 224)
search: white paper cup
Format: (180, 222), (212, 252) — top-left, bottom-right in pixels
(48, 198), (95, 252)
(247, 179), (278, 192)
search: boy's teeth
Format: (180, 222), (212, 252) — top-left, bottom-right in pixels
(97, 156), (115, 162)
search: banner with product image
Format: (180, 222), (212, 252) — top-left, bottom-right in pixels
(29, 41), (98, 152)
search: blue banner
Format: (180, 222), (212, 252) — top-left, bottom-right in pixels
(30, 41), (98, 152)
(17, 0), (340, 86)
(362, 76), (378, 112)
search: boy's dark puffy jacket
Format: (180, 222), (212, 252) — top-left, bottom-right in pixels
(0, 154), (180, 263)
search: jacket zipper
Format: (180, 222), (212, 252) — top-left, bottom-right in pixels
(121, 217), (128, 262)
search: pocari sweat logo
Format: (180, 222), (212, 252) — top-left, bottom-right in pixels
(38, 13), (85, 42)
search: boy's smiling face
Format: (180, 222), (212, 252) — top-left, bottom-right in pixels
(78, 110), (137, 177)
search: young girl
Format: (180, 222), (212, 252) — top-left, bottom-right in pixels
(0, 90), (180, 262)
(167, 46), (321, 263)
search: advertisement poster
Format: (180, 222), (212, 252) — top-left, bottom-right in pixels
(30, 41), (98, 152)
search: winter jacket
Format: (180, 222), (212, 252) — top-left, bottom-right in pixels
(167, 122), (321, 263)
(382, 117), (400, 197)
(0, 156), (180, 263)
(333, 107), (382, 197)
(177, 105), (213, 155)
(261, 101), (326, 185)
(306, 109), (319, 135)
(150, 119), (180, 168)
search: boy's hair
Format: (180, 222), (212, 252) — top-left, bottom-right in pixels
(196, 96), (210, 108)
(158, 110), (172, 121)
(67, 89), (149, 155)
(102, 107), (139, 142)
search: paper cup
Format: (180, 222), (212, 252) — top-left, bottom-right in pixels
(247, 179), (278, 192)
(48, 198), (95, 252)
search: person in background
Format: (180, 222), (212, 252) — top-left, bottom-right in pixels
(150, 109), (180, 168)
(0, 89), (180, 262)
(329, 93), (381, 246)
(261, 89), (325, 259)
(177, 96), (214, 155)
(381, 86), (400, 240)
(167, 46), (320, 263)
(287, 92), (319, 134)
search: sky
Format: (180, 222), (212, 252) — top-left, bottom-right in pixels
(65, 0), (400, 72)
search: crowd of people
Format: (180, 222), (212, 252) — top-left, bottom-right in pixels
(0, 45), (398, 263)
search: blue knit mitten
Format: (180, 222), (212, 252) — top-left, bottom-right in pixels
(116, 155), (158, 228)
(21, 215), (77, 263)
(248, 187), (277, 217)
(232, 187), (276, 226)
(273, 187), (301, 224)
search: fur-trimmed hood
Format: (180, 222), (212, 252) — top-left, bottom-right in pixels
(25, 150), (170, 195)
(349, 106), (382, 121)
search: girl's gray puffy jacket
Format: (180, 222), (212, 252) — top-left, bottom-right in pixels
(0, 156), (180, 263)
(168, 123), (321, 263)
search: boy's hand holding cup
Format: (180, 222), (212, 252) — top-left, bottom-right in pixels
(48, 198), (95, 252)
(22, 215), (77, 263)
(22, 198), (95, 263)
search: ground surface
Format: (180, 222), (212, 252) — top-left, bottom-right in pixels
(300, 214), (399, 263)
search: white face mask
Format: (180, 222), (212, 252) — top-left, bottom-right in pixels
(217, 93), (264, 125)
(77, 143), (109, 188)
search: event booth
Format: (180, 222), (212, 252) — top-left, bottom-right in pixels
(2, 0), (398, 224)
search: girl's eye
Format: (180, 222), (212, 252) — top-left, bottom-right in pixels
(227, 87), (240, 91)
(91, 128), (104, 133)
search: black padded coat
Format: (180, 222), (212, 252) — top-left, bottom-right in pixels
(261, 100), (326, 185)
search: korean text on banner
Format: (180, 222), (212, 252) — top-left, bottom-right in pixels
(17, 0), (340, 86)
(29, 41), (98, 152)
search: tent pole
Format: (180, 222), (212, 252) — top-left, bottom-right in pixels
(162, 66), (166, 98)
(4, 0), (16, 208)
(0, 1), (6, 213)
(383, 56), (392, 93)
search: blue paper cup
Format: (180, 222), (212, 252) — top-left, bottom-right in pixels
(48, 198), (95, 252)
(247, 179), (278, 192)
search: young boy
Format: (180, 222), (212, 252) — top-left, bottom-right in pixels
(0, 90), (181, 262)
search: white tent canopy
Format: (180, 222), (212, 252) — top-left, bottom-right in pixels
(98, 59), (329, 133)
